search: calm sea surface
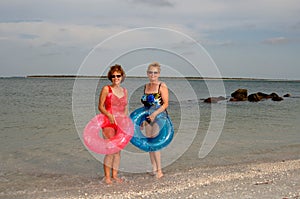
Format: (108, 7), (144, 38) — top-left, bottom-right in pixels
(0, 77), (299, 177)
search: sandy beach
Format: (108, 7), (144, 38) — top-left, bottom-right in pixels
(1, 159), (299, 199)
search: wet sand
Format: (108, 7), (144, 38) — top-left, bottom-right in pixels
(1, 159), (299, 199)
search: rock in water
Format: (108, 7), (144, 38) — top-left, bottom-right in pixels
(230, 89), (248, 101)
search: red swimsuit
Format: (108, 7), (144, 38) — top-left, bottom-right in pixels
(102, 85), (127, 129)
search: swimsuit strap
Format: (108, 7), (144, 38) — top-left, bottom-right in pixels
(158, 83), (162, 94)
(144, 83), (162, 94)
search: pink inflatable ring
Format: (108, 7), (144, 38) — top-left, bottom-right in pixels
(83, 114), (134, 154)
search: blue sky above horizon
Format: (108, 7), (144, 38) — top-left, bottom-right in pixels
(0, 0), (299, 79)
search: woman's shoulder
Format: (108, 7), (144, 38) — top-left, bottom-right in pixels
(159, 81), (168, 88)
(101, 85), (111, 93)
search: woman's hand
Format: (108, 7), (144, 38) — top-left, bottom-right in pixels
(107, 113), (115, 124)
(147, 112), (157, 123)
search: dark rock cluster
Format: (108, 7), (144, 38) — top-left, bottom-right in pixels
(203, 96), (226, 103)
(247, 92), (283, 102)
(230, 89), (248, 101)
(203, 88), (291, 103)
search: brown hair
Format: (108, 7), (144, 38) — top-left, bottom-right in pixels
(107, 64), (126, 82)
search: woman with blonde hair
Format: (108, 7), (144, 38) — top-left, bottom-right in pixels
(140, 62), (169, 179)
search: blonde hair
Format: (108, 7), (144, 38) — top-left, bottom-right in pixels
(147, 62), (161, 72)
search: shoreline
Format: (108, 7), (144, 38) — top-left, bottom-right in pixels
(1, 158), (299, 199)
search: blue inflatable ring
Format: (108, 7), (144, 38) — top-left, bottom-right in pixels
(130, 106), (174, 152)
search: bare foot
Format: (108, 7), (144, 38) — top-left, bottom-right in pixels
(112, 177), (123, 183)
(104, 177), (113, 184)
(147, 170), (156, 176)
(153, 169), (157, 175)
(156, 171), (163, 179)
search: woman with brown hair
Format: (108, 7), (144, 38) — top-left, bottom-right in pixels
(98, 64), (128, 184)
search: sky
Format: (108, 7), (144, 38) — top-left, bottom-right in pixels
(0, 0), (299, 79)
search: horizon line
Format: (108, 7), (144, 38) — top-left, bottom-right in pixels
(1, 75), (299, 81)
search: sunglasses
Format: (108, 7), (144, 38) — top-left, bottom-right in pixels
(111, 75), (122, 78)
(147, 71), (159, 75)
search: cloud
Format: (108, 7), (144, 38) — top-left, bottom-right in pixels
(291, 21), (300, 30)
(0, 21), (125, 47)
(204, 40), (235, 47)
(0, 36), (9, 40)
(18, 33), (39, 40)
(128, 0), (174, 7)
(0, 0), (300, 78)
(261, 37), (290, 45)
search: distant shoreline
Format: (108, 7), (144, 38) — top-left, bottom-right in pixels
(0, 75), (299, 81)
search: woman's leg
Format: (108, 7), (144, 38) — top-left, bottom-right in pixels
(149, 152), (157, 174)
(103, 154), (113, 184)
(112, 151), (123, 182)
(145, 123), (163, 178)
(153, 151), (163, 178)
(145, 124), (156, 174)
(102, 127), (116, 184)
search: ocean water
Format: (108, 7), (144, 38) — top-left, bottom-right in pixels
(0, 77), (299, 177)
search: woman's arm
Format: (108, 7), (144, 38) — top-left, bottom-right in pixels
(98, 86), (115, 124)
(124, 88), (129, 115)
